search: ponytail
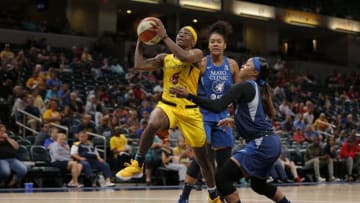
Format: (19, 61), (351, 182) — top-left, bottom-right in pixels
(261, 83), (276, 119)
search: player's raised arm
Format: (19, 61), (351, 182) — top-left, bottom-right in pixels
(133, 39), (166, 72)
(151, 18), (203, 64)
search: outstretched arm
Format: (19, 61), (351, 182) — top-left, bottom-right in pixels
(170, 81), (255, 113)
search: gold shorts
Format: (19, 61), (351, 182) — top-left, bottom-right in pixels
(156, 101), (206, 148)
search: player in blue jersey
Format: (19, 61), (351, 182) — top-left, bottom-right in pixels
(177, 20), (240, 203)
(171, 57), (290, 203)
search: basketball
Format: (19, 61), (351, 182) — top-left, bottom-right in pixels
(137, 17), (161, 45)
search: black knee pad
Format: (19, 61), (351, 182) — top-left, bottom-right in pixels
(215, 147), (232, 168)
(187, 159), (201, 178)
(215, 159), (243, 196)
(250, 177), (277, 199)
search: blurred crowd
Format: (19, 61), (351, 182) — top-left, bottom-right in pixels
(0, 40), (359, 187)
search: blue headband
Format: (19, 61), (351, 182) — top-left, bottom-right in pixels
(253, 57), (261, 73)
(253, 57), (265, 86)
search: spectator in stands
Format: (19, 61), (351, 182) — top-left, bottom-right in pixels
(173, 136), (191, 167)
(161, 138), (187, 182)
(334, 114), (346, 132)
(336, 130), (347, 146)
(42, 100), (61, 124)
(73, 114), (96, 135)
(81, 47), (93, 64)
(313, 113), (332, 132)
(46, 69), (62, 89)
(293, 127), (305, 144)
(279, 146), (304, 183)
(345, 114), (358, 130)
(304, 124), (319, 142)
(49, 133), (82, 187)
(110, 58), (125, 75)
(44, 84), (61, 103)
(25, 65), (44, 89)
(136, 120), (147, 138)
(69, 91), (83, 116)
(34, 123), (50, 145)
(303, 135), (336, 182)
(70, 131), (115, 187)
(58, 53), (69, 70)
(0, 124), (27, 187)
(96, 116), (112, 137)
(140, 110), (150, 124)
(0, 44), (15, 62)
(94, 104), (103, 129)
(100, 57), (111, 78)
(31, 88), (44, 112)
(339, 137), (360, 181)
(58, 83), (71, 106)
(14, 49), (30, 68)
(323, 136), (338, 160)
(269, 160), (290, 183)
(322, 136), (340, 180)
(279, 99), (293, 116)
(85, 95), (97, 118)
(44, 127), (59, 148)
(110, 127), (132, 172)
(10, 86), (26, 120)
(23, 95), (40, 132)
(303, 101), (314, 125)
(279, 114), (294, 132)
(293, 113), (306, 131)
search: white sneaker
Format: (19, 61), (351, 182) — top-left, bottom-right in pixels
(105, 182), (115, 187)
(317, 177), (326, 183)
(329, 176), (340, 182)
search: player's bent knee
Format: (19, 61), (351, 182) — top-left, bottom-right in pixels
(186, 160), (200, 178)
(215, 165), (237, 196)
(250, 177), (277, 198)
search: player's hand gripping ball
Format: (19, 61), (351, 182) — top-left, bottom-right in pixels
(137, 17), (162, 45)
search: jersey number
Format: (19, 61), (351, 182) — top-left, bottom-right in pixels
(170, 71), (181, 85)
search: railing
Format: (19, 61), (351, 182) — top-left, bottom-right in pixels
(49, 122), (69, 138)
(87, 132), (107, 162)
(16, 109), (42, 137)
(16, 109), (70, 138)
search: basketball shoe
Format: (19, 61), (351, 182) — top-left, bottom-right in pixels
(208, 196), (223, 203)
(116, 159), (143, 181)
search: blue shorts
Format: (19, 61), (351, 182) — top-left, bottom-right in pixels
(232, 134), (281, 178)
(204, 121), (233, 148)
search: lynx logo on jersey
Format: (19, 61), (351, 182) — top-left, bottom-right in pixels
(210, 80), (224, 100)
(212, 80), (225, 94)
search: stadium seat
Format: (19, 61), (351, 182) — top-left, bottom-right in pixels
(29, 145), (62, 187)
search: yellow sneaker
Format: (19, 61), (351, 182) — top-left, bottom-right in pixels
(208, 196), (223, 203)
(116, 159), (143, 181)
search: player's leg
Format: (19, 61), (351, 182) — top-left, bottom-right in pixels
(116, 107), (170, 180)
(177, 160), (201, 203)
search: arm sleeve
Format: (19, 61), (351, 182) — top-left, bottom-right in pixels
(187, 81), (255, 113)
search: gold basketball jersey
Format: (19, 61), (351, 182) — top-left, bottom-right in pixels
(162, 54), (200, 106)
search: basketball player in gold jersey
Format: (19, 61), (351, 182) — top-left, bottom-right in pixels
(117, 18), (222, 203)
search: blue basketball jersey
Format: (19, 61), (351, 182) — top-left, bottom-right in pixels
(198, 55), (233, 122)
(234, 80), (273, 140)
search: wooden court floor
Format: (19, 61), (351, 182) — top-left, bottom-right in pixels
(1, 183), (359, 203)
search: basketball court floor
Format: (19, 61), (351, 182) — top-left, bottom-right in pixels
(1, 183), (359, 203)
